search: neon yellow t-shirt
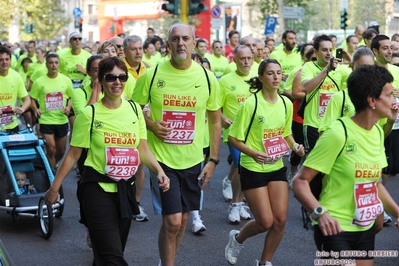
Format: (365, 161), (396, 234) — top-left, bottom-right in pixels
(220, 71), (253, 142)
(71, 100), (146, 179)
(59, 49), (91, 89)
(284, 65), (301, 92)
(30, 65), (48, 83)
(319, 90), (355, 133)
(229, 92), (293, 172)
(223, 61), (259, 76)
(0, 69), (28, 129)
(270, 49), (302, 75)
(301, 61), (350, 128)
(387, 64), (399, 89)
(18, 69), (29, 88)
(133, 60), (220, 169)
(207, 54), (229, 79)
(11, 55), (17, 70)
(71, 84), (105, 116)
(27, 61), (45, 78)
(30, 74), (73, 125)
(304, 117), (386, 232)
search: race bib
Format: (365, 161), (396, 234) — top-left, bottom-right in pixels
(105, 147), (140, 182)
(162, 110), (196, 144)
(72, 79), (83, 89)
(352, 182), (383, 227)
(318, 93), (333, 118)
(45, 92), (64, 111)
(262, 136), (290, 164)
(0, 105), (14, 126)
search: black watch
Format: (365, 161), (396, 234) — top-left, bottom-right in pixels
(208, 158), (219, 165)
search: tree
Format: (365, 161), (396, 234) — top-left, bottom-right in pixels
(0, 0), (70, 41)
(349, 0), (389, 30)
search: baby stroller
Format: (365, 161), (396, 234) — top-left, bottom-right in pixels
(0, 112), (64, 239)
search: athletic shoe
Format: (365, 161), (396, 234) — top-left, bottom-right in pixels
(228, 203), (241, 224)
(134, 205), (149, 222)
(225, 229), (243, 265)
(287, 172), (297, 189)
(222, 175), (233, 200)
(85, 228), (92, 248)
(239, 202), (251, 220)
(192, 216), (206, 234)
(384, 211), (392, 224)
(256, 260), (273, 266)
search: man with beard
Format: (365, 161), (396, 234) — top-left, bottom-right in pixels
(133, 23), (221, 266)
(270, 30), (302, 95)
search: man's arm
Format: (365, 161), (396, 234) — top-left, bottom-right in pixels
(198, 108), (221, 189)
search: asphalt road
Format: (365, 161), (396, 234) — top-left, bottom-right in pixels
(0, 143), (398, 266)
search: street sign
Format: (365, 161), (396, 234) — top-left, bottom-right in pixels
(73, 7), (82, 18)
(340, 0), (349, 10)
(283, 6), (304, 19)
(211, 6), (221, 18)
(264, 16), (278, 35)
(211, 18), (222, 30)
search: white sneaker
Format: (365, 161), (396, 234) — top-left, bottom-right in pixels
(225, 230), (243, 265)
(192, 216), (206, 234)
(239, 202), (251, 220)
(384, 211), (392, 224)
(228, 203), (240, 224)
(287, 172), (296, 189)
(256, 260), (273, 266)
(222, 175), (233, 200)
(134, 205), (149, 222)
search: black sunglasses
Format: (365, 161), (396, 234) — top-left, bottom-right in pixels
(105, 73), (128, 82)
(116, 44), (123, 49)
(72, 37), (82, 41)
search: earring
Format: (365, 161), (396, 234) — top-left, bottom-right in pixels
(372, 106), (375, 110)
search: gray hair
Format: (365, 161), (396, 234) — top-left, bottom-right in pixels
(352, 46), (374, 64)
(123, 35), (142, 49)
(167, 23), (195, 42)
(233, 45), (251, 56)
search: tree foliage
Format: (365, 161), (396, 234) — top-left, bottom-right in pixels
(0, 0), (70, 41)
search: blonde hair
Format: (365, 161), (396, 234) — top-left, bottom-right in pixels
(15, 171), (26, 180)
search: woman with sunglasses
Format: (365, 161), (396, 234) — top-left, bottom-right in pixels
(45, 57), (170, 265)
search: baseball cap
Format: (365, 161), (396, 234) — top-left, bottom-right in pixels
(369, 21), (379, 27)
(69, 32), (82, 40)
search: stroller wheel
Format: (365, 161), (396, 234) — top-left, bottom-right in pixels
(38, 197), (54, 239)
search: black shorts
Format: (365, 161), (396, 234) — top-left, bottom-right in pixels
(203, 146), (210, 158)
(303, 125), (320, 153)
(68, 107), (75, 117)
(40, 123), (68, 138)
(159, 162), (202, 215)
(240, 166), (287, 191)
(314, 225), (376, 260)
(290, 121), (304, 166)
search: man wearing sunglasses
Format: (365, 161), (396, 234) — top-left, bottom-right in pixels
(207, 40), (229, 79)
(133, 23), (221, 266)
(59, 32), (91, 140)
(109, 36), (125, 58)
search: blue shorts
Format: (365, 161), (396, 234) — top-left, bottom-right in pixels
(227, 142), (240, 168)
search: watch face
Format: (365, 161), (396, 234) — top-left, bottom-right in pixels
(315, 207), (323, 214)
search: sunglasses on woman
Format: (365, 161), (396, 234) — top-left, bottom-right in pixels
(104, 73), (128, 82)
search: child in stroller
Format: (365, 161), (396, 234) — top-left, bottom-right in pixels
(15, 171), (37, 195)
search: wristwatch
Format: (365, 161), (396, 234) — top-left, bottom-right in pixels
(208, 158), (219, 165)
(310, 206), (327, 221)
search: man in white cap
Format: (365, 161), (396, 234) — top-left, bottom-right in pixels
(368, 21), (379, 34)
(59, 32), (91, 139)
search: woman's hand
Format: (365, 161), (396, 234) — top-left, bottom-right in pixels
(293, 143), (305, 157)
(44, 186), (59, 205)
(250, 150), (269, 164)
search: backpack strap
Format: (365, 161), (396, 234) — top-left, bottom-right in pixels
(81, 87), (87, 101)
(89, 105), (95, 141)
(340, 90), (346, 117)
(244, 93), (258, 144)
(278, 94), (287, 116)
(201, 65), (211, 95)
(127, 100), (138, 118)
(336, 118), (348, 158)
(148, 64), (159, 103)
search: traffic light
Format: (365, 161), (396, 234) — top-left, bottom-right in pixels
(340, 9), (348, 30)
(162, 0), (179, 15)
(189, 0), (208, 15)
(78, 19), (83, 33)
